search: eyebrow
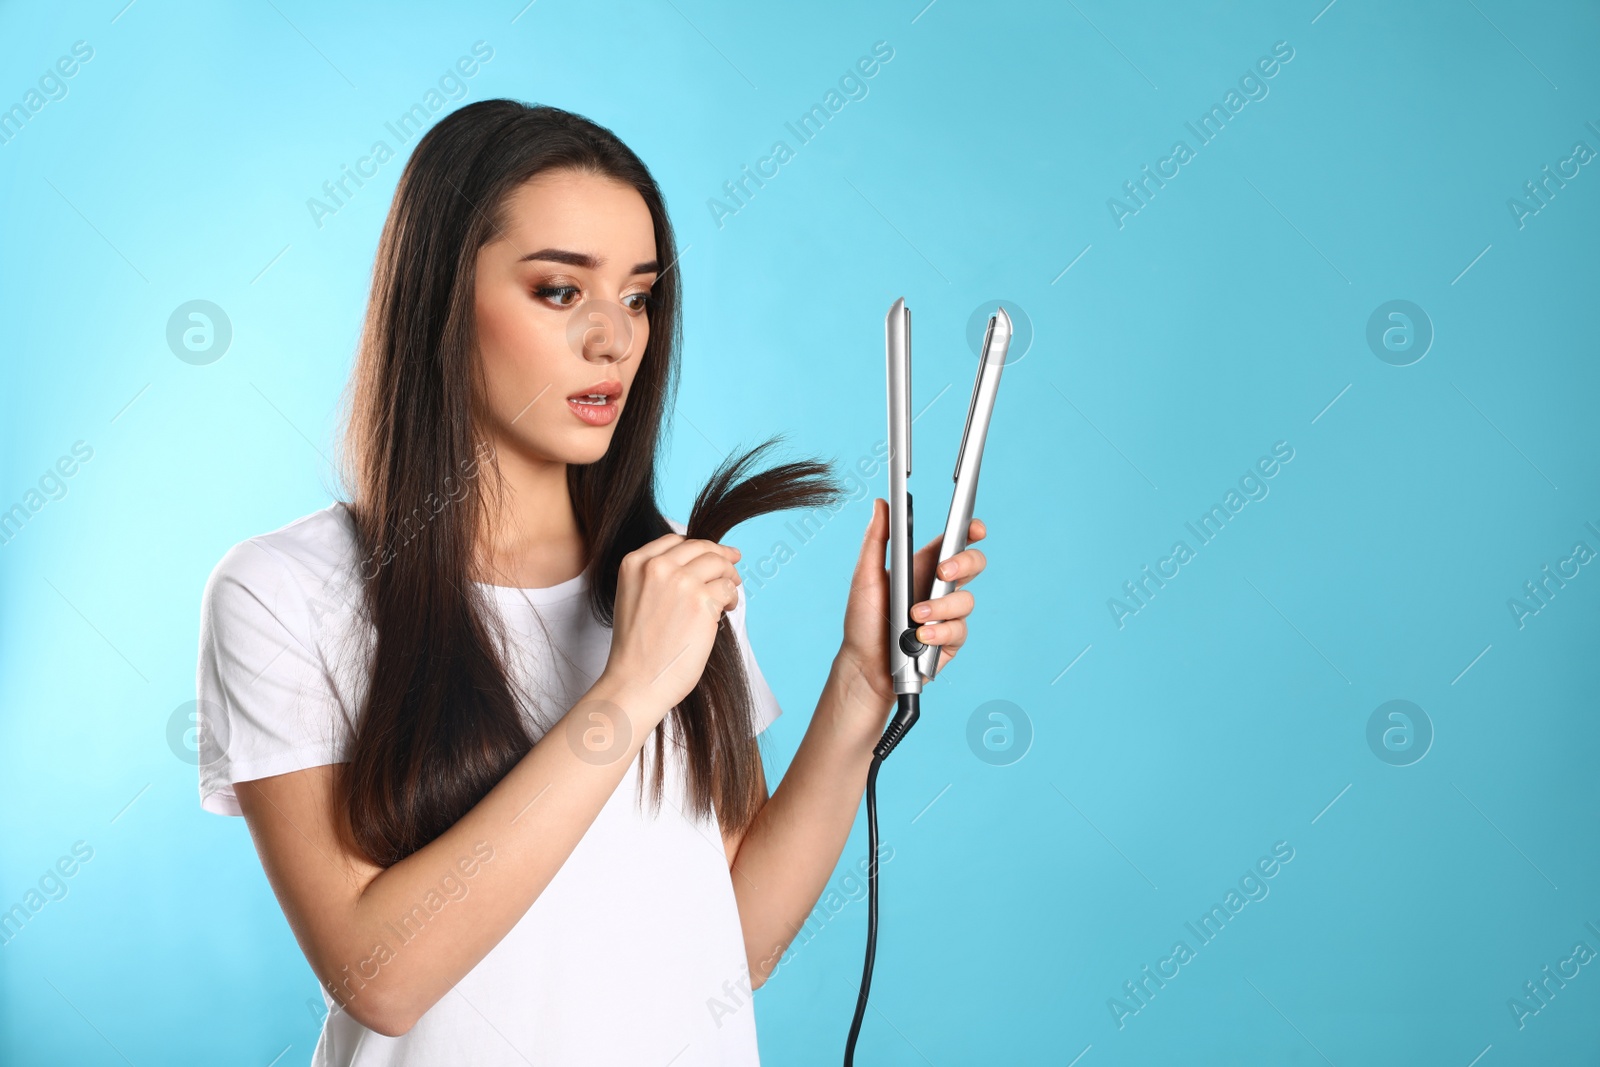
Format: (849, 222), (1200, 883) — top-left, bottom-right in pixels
(518, 247), (660, 275)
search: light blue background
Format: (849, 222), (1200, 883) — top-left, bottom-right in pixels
(2, 1), (1598, 1063)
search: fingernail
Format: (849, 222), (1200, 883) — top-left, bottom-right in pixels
(913, 604), (930, 619)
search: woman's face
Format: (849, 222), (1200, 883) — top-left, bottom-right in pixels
(474, 167), (658, 466)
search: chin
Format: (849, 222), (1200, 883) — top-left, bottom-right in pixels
(494, 424), (614, 467)
(564, 432), (617, 465)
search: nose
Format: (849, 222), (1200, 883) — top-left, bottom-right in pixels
(568, 299), (636, 365)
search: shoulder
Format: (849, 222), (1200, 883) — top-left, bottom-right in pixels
(196, 504), (365, 814)
(202, 502), (363, 635)
(201, 502), (366, 662)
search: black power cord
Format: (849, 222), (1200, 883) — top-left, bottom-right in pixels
(844, 691), (920, 1065)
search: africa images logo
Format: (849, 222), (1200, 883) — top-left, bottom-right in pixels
(1105, 41), (1296, 229)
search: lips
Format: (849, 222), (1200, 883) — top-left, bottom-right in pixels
(567, 380), (622, 402)
(566, 379), (622, 427)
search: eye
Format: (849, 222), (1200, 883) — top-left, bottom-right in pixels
(623, 291), (651, 313)
(534, 285), (582, 307)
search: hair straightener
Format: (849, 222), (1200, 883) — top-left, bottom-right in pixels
(844, 298), (1012, 1065)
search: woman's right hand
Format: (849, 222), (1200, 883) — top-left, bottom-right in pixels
(600, 532), (742, 720)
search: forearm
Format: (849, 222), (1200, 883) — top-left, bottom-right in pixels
(298, 675), (670, 1032)
(727, 652), (894, 987)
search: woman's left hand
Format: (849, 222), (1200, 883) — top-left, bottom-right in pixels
(837, 497), (988, 710)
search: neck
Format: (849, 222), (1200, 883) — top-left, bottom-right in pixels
(473, 435), (584, 589)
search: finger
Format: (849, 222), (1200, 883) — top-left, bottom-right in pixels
(917, 531), (988, 592)
(851, 498), (889, 585)
(847, 499), (897, 635)
(657, 536), (741, 568)
(679, 549), (744, 588)
(919, 515), (986, 558)
(910, 588), (973, 625)
(937, 546), (986, 588)
(913, 536), (951, 600)
(630, 531), (687, 563)
(708, 575), (740, 614)
(913, 616), (966, 650)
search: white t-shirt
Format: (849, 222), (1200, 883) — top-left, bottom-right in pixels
(195, 502), (783, 1066)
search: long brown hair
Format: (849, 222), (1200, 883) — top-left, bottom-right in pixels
(335, 100), (843, 868)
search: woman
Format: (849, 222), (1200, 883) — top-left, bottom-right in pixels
(195, 100), (987, 1064)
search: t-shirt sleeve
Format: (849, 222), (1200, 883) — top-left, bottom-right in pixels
(194, 537), (351, 816)
(728, 577), (783, 738)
